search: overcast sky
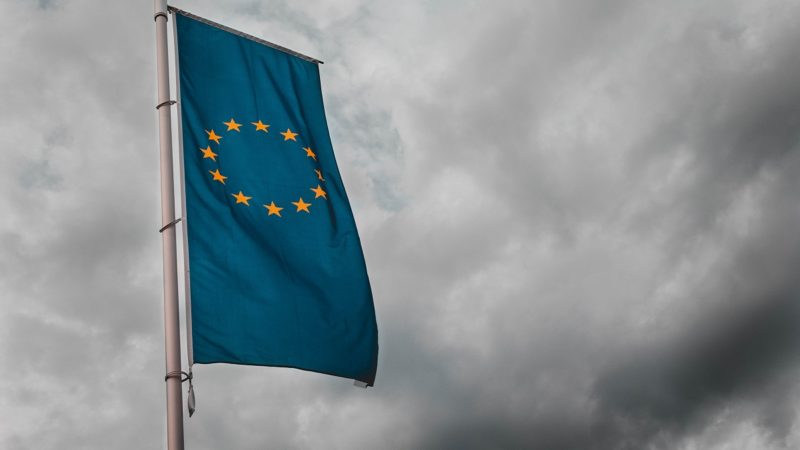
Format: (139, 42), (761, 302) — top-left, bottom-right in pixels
(2, 0), (800, 449)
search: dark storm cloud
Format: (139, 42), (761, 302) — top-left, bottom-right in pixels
(362, 1), (800, 448)
(2, 0), (800, 449)
(589, 141), (800, 448)
(593, 293), (800, 449)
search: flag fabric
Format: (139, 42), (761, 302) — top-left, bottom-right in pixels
(174, 10), (378, 385)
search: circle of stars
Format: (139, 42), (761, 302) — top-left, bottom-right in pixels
(200, 118), (328, 218)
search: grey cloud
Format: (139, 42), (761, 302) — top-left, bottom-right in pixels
(2, 0), (800, 449)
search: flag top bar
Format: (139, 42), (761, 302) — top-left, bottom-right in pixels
(168, 6), (324, 64)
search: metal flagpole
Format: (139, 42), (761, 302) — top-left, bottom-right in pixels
(154, 1), (185, 449)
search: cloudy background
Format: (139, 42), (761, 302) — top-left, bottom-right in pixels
(2, 0), (800, 448)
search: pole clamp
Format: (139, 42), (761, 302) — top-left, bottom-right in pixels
(165, 370), (197, 417)
(165, 370), (192, 383)
(156, 100), (177, 110)
(154, 12), (168, 22)
(159, 217), (182, 233)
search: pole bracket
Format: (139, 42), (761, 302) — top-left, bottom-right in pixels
(165, 370), (192, 383)
(159, 217), (182, 233)
(156, 100), (177, 110)
(165, 370), (196, 417)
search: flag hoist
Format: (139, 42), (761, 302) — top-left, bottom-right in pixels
(153, 2), (379, 448)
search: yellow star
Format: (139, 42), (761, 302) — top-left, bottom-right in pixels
(280, 129), (298, 141)
(206, 129), (222, 144)
(310, 185), (327, 199)
(231, 191), (252, 206)
(252, 120), (270, 132)
(223, 118), (242, 132)
(314, 169), (325, 181)
(303, 147), (317, 160)
(292, 197), (311, 213)
(200, 146), (217, 161)
(209, 169), (227, 184)
(263, 201), (283, 217)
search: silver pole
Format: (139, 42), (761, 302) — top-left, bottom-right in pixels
(154, 1), (185, 449)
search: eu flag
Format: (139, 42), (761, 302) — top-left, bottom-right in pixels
(174, 10), (378, 385)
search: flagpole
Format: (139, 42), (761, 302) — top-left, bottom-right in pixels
(154, 1), (185, 449)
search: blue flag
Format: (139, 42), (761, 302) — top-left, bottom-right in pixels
(174, 10), (377, 385)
